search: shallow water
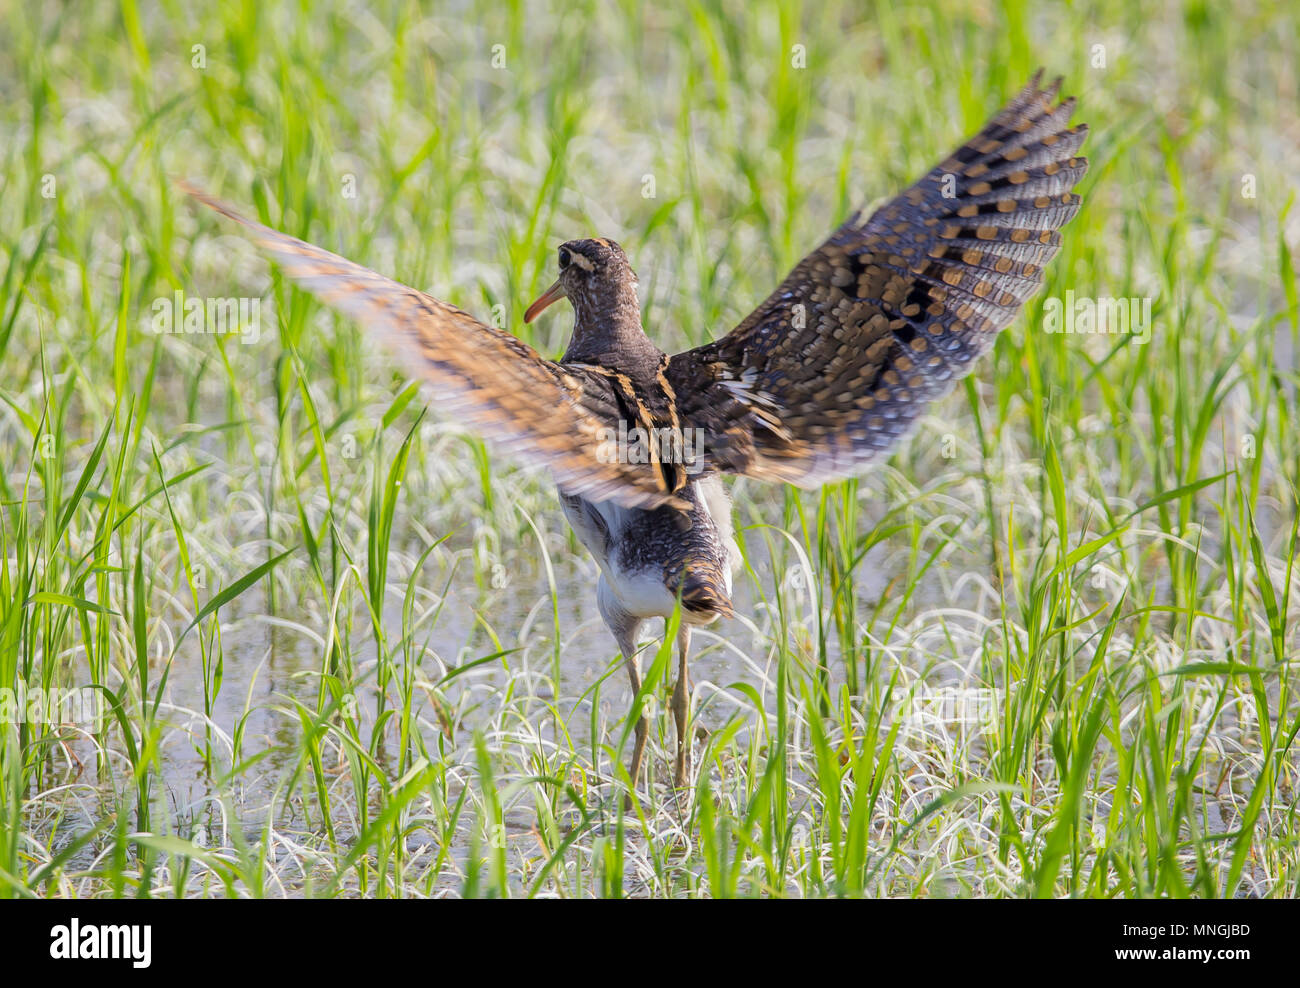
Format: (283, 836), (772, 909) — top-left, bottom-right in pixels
(36, 493), (931, 874)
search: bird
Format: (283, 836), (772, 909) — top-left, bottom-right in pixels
(182, 70), (1088, 801)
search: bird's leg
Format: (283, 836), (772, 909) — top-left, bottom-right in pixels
(617, 624), (648, 805)
(671, 623), (692, 788)
(600, 584), (647, 808)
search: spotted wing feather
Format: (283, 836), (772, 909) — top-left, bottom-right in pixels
(181, 183), (683, 510)
(667, 72), (1089, 485)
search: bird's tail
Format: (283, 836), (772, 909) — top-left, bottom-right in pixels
(678, 561), (735, 620)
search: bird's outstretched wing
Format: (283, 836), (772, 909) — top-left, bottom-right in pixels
(180, 183), (684, 509)
(666, 71), (1088, 486)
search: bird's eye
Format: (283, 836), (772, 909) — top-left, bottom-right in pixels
(558, 247), (571, 270)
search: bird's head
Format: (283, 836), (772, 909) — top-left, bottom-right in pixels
(524, 238), (640, 325)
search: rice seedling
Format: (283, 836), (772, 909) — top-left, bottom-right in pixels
(0, 0), (1296, 901)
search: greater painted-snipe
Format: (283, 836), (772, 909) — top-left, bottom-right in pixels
(184, 71), (1087, 799)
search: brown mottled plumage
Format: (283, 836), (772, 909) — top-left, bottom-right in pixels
(666, 71), (1088, 486)
(183, 72), (1087, 801)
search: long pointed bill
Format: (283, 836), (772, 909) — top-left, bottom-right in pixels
(524, 280), (566, 323)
